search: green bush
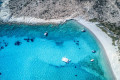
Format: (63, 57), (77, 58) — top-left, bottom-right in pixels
(89, 18), (98, 22)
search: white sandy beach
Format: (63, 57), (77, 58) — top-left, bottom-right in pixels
(0, 0), (120, 80)
(75, 17), (120, 80)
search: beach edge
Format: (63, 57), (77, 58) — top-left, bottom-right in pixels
(75, 17), (119, 80)
(0, 0), (120, 79)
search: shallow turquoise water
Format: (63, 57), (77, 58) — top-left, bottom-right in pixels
(0, 20), (114, 80)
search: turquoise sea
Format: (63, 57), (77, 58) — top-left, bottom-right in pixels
(0, 20), (114, 80)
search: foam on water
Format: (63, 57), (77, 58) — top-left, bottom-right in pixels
(0, 20), (114, 80)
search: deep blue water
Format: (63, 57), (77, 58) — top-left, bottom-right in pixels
(0, 20), (114, 80)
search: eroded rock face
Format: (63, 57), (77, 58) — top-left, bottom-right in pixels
(116, 0), (120, 9)
(6, 0), (120, 25)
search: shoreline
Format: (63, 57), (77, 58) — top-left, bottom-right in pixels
(0, 0), (120, 79)
(0, 0), (73, 24)
(0, 0), (79, 25)
(0, 16), (120, 79)
(75, 18), (116, 79)
(75, 17), (120, 80)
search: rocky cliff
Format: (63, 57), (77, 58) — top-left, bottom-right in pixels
(8, 0), (120, 25)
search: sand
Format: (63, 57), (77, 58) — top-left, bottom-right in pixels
(75, 17), (120, 80)
(0, 0), (120, 79)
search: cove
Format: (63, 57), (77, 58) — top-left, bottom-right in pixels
(0, 20), (114, 80)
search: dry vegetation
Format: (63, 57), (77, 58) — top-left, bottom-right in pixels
(8, 0), (120, 25)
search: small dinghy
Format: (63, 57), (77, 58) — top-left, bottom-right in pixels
(81, 29), (86, 32)
(90, 59), (94, 62)
(44, 31), (48, 36)
(62, 57), (70, 63)
(92, 50), (96, 53)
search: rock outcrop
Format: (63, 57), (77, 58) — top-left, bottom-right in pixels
(7, 0), (120, 26)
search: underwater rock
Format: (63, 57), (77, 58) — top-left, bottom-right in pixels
(74, 40), (75, 42)
(75, 75), (77, 76)
(60, 65), (64, 67)
(74, 40), (79, 46)
(71, 63), (74, 64)
(0, 72), (1, 75)
(55, 65), (65, 68)
(4, 42), (8, 47)
(24, 38), (30, 42)
(31, 39), (34, 42)
(76, 42), (79, 46)
(49, 64), (64, 68)
(15, 41), (22, 46)
(5, 44), (8, 47)
(55, 41), (64, 46)
(24, 38), (34, 42)
(79, 56), (104, 76)
(55, 66), (59, 68)
(75, 66), (76, 68)
(1, 46), (4, 49)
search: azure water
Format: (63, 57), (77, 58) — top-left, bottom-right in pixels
(0, 20), (114, 80)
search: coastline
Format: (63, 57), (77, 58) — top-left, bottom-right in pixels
(75, 17), (120, 80)
(0, 0), (72, 24)
(0, 0), (78, 24)
(1, 16), (120, 79)
(0, 0), (120, 79)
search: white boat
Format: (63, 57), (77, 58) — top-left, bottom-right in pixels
(81, 29), (85, 32)
(62, 57), (70, 63)
(92, 50), (96, 53)
(90, 59), (94, 62)
(44, 31), (48, 36)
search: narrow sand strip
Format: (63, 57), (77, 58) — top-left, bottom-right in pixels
(75, 17), (120, 80)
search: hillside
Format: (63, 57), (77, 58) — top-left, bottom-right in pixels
(8, 0), (120, 24)
(8, 0), (120, 51)
(0, 0), (120, 79)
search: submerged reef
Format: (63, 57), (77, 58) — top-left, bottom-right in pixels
(79, 55), (104, 77)
(0, 40), (8, 50)
(15, 41), (22, 46)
